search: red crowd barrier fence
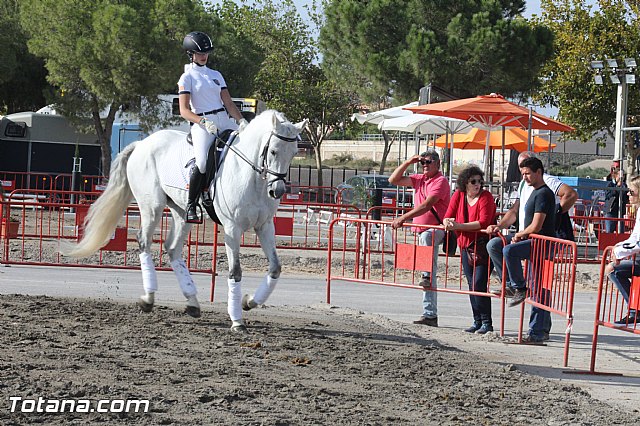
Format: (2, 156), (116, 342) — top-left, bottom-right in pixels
(569, 246), (640, 376)
(517, 234), (578, 367)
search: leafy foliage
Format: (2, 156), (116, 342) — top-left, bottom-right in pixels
(0, 0), (49, 113)
(320, 0), (554, 103)
(215, 0), (357, 186)
(18, 0), (208, 175)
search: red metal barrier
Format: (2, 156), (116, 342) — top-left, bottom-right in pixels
(326, 218), (507, 330)
(0, 196), (216, 279)
(515, 234), (577, 367)
(286, 185), (338, 204)
(567, 247), (640, 376)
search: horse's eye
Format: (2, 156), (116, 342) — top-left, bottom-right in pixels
(270, 150), (276, 156)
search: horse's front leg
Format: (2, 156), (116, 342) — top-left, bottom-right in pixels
(224, 228), (246, 333)
(242, 220), (280, 311)
(165, 205), (200, 318)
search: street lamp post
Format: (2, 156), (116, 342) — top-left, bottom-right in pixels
(589, 57), (637, 226)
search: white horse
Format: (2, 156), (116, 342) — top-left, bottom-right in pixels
(61, 110), (307, 332)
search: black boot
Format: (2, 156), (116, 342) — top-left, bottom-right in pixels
(185, 170), (205, 224)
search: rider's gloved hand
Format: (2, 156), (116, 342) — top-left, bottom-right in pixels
(201, 118), (218, 135)
(238, 118), (249, 132)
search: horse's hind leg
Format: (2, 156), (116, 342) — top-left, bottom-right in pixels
(243, 221), (281, 311)
(166, 203), (200, 318)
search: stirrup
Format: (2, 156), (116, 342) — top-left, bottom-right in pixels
(185, 203), (203, 224)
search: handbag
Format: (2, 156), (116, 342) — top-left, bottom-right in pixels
(430, 207), (457, 256)
(464, 238), (489, 265)
(462, 193), (489, 265)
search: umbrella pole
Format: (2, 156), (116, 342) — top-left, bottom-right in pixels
(484, 130), (491, 181)
(501, 126), (506, 210)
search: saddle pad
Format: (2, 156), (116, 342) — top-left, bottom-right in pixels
(157, 135), (193, 190)
(157, 134), (232, 191)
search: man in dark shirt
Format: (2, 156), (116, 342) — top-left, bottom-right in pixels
(502, 157), (556, 341)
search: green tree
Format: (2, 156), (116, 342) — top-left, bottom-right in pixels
(320, 0), (554, 103)
(533, 0), (640, 172)
(0, 0), (49, 113)
(18, 0), (209, 176)
(216, 0), (356, 187)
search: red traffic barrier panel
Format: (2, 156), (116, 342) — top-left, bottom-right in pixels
(567, 247), (640, 376)
(0, 197), (217, 283)
(514, 234), (578, 367)
(235, 203), (362, 253)
(326, 218), (507, 332)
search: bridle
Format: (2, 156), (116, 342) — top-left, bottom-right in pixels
(222, 130), (300, 186)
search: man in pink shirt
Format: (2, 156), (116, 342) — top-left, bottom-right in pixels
(390, 150), (451, 326)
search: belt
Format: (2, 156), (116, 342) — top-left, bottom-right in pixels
(196, 108), (225, 116)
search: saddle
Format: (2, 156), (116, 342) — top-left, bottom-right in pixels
(186, 129), (237, 224)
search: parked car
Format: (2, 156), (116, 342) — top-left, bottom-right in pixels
(336, 174), (413, 209)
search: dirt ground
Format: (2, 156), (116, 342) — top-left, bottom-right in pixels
(2, 236), (638, 424)
(0, 293), (637, 426)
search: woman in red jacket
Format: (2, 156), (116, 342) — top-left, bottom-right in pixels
(443, 165), (496, 334)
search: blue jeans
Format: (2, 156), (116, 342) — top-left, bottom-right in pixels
(529, 288), (552, 338)
(608, 260), (639, 316)
(503, 239), (531, 290)
(605, 213), (622, 233)
(419, 228), (444, 319)
(487, 235), (512, 286)
(461, 249), (492, 324)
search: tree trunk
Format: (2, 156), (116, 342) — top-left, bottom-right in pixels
(379, 131), (395, 174)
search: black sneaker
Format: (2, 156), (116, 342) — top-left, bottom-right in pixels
(542, 332), (550, 341)
(475, 323), (494, 335)
(614, 315), (637, 326)
(491, 287), (516, 298)
(413, 316), (438, 327)
(522, 334), (545, 345)
(464, 322), (482, 333)
(508, 288), (527, 307)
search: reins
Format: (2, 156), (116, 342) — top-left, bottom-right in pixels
(221, 130), (299, 185)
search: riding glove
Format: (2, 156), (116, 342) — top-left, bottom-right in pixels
(201, 118), (218, 135)
(238, 118), (249, 132)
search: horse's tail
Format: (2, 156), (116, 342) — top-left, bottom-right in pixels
(60, 142), (137, 258)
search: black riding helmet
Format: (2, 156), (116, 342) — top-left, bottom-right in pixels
(183, 31), (213, 61)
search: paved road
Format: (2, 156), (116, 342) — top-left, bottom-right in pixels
(1, 263), (639, 411)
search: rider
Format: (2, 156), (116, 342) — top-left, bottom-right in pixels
(178, 31), (248, 223)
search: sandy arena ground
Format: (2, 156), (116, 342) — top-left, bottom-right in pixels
(0, 239), (638, 424)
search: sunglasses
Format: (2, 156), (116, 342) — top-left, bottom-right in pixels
(419, 158), (433, 166)
(469, 179), (484, 185)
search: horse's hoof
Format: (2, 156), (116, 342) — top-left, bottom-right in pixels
(138, 299), (154, 313)
(230, 324), (248, 334)
(184, 306), (201, 318)
(242, 294), (257, 311)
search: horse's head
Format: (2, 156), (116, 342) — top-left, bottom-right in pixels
(259, 112), (307, 199)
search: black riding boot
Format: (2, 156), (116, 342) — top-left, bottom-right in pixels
(185, 170), (205, 224)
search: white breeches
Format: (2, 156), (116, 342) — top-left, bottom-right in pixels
(191, 113), (238, 173)
(140, 252), (158, 294)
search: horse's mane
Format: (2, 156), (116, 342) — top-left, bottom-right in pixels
(242, 110), (288, 138)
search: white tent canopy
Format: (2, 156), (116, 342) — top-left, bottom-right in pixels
(351, 102), (418, 125)
(376, 114), (470, 135)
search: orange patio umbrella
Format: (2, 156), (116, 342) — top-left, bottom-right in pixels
(406, 93), (573, 179)
(434, 127), (556, 153)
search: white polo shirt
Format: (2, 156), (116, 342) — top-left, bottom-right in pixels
(177, 64), (227, 114)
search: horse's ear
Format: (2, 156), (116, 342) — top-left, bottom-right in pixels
(294, 119), (309, 133)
